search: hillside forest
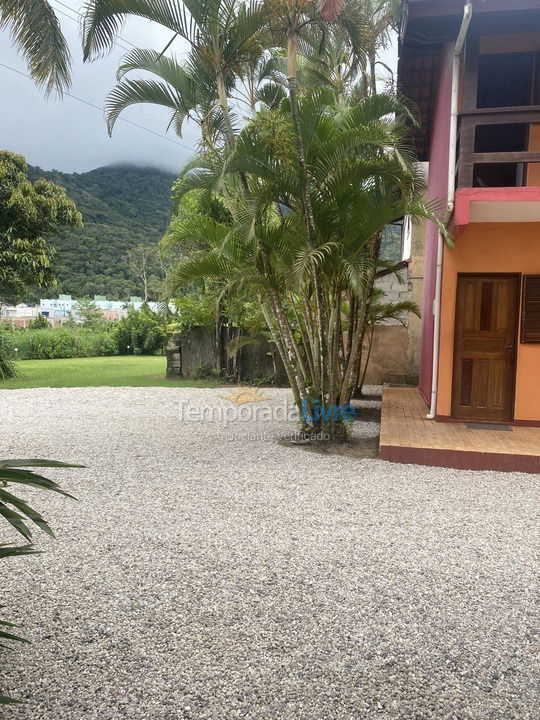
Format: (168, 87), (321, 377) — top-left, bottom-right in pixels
(27, 164), (176, 301)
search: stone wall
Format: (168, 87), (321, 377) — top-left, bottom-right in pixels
(167, 329), (288, 384)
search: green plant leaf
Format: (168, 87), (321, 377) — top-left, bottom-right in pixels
(0, 459), (84, 469)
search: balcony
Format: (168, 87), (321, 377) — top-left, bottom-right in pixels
(453, 109), (540, 226)
(452, 36), (540, 225)
(456, 107), (540, 189)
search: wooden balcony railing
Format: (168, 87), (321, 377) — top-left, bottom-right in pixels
(456, 106), (540, 189)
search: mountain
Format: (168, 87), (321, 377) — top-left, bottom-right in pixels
(27, 164), (176, 300)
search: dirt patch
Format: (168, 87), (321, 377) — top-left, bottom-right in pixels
(278, 434), (380, 459)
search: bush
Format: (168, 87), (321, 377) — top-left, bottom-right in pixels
(27, 313), (50, 330)
(114, 303), (166, 355)
(20, 328), (78, 359)
(0, 324), (120, 360)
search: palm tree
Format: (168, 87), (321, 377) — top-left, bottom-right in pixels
(82, 0), (268, 149)
(167, 88), (447, 439)
(361, 0), (399, 95)
(0, 0), (71, 94)
(105, 48), (225, 147)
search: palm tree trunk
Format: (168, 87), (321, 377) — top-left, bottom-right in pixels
(260, 300), (307, 426)
(286, 29), (316, 243)
(267, 289), (310, 403)
(286, 26), (330, 422)
(358, 326), (375, 395)
(216, 70), (236, 150)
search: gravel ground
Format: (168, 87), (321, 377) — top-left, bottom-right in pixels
(0, 386), (539, 720)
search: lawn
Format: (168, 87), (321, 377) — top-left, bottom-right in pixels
(0, 356), (219, 389)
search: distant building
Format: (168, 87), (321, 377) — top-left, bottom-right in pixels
(35, 295), (163, 324)
(0, 303), (39, 328)
(1, 294), (168, 327)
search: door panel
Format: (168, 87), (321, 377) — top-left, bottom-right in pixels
(452, 275), (519, 422)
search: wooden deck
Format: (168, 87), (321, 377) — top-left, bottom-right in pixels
(379, 387), (540, 473)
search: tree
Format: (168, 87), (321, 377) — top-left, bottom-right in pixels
(82, 0), (268, 148)
(75, 297), (104, 327)
(168, 89), (446, 441)
(0, 151), (82, 303)
(0, 151), (81, 378)
(0, 0), (71, 94)
(27, 313), (50, 329)
(114, 303), (167, 354)
(125, 244), (158, 301)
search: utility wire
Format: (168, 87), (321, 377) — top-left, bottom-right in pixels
(53, 0), (139, 51)
(0, 62), (195, 152)
(54, 0), (188, 58)
(50, 3), (131, 53)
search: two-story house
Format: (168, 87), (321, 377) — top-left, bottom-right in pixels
(379, 0), (540, 472)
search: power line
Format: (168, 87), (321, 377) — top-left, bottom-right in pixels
(53, 0), (190, 66)
(0, 61), (195, 152)
(50, 3), (131, 53)
(53, 0), (139, 52)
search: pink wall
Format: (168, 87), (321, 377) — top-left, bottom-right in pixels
(418, 43), (454, 404)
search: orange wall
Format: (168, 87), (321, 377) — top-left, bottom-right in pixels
(438, 223), (540, 422)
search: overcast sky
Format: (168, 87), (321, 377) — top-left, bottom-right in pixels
(0, 1), (397, 175)
(0, 1), (198, 174)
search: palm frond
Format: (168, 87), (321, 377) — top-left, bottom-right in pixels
(105, 78), (190, 135)
(0, 0), (71, 95)
(83, 0), (184, 60)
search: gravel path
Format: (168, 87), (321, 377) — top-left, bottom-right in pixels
(0, 387), (539, 719)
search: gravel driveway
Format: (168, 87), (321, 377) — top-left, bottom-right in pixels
(1, 387), (539, 719)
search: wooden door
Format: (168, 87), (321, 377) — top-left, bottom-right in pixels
(452, 274), (519, 422)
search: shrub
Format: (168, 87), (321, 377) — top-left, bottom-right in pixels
(114, 303), (166, 355)
(27, 314), (50, 330)
(0, 349), (17, 379)
(0, 325), (120, 361)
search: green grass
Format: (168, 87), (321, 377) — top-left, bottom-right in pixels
(0, 356), (220, 389)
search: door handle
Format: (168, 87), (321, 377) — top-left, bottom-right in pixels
(505, 344), (515, 351)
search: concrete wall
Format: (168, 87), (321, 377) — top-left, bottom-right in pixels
(406, 215), (427, 381)
(365, 229), (426, 386)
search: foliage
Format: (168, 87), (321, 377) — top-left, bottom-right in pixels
(27, 313), (50, 330)
(0, 324), (118, 360)
(171, 293), (216, 334)
(0, 151), (82, 303)
(0, 350), (17, 380)
(0, 458), (81, 704)
(114, 304), (167, 355)
(25, 164), (175, 301)
(0, 0), (71, 95)
(82, 0), (269, 150)
(168, 88), (446, 440)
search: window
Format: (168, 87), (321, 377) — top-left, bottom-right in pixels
(521, 275), (540, 343)
(379, 219), (403, 263)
